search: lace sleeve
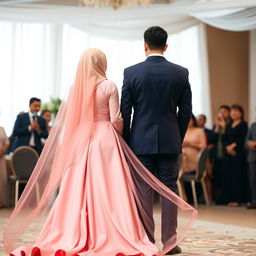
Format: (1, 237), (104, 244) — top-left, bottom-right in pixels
(108, 81), (123, 134)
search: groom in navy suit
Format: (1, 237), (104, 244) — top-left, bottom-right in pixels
(13, 97), (48, 154)
(121, 26), (192, 255)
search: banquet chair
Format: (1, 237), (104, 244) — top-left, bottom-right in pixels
(9, 146), (39, 206)
(179, 148), (210, 208)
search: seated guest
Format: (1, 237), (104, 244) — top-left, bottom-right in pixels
(0, 126), (10, 207)
(181, 115), (206, 202)
(212, 105), (231, 203)
(182, 115), (207, 173)
(13, 98), (48, 154)
(6, 133), (17, 154)
(40, 109), (52, 133)
(6, 112), (25, 154)
(197, 114), (214, 204)
(246, 122), (256, 209)
(221, 105), (248, 206)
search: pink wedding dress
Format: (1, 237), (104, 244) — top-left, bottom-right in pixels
(4, 49), (197, 256)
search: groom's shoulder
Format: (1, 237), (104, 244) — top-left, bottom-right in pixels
(124, 61), (146, 74)
(167, 60), (189, 75)
(124, 60), (189, 78)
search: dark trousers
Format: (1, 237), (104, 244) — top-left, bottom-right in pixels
(249, 162), (256, 204)
(137, 153), (179, 245)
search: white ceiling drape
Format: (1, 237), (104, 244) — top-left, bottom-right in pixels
(0, 0), (256, 39)
(194, 7), (256, 31)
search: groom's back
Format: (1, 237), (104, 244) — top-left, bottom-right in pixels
(121, 56), (191, 155)
(126, 57), (187, 122)
(121, 26), (192, 155)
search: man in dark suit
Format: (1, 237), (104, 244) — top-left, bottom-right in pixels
(246, 122), (256, 209)
(13, 97), (48, 154)
(121, 26), (192, 255)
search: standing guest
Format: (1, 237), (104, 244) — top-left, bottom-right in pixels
(13, 98), (48, 154)
(197, 114), (214, 204)
(0, 126), (10, 207)
(246, 122), (256, 209)
(212, 105), (231, 203)
(221, 105), (248, 206)
(40, 109), (52, 133)
(197, 114), (214, 146)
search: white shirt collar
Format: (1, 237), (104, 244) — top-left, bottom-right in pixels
(28, 111), (37, 118)
(147, 53), (165, 58)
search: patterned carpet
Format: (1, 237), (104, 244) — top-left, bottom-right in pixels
(179, 220), (256, 256)
(0, 217), (255, 256)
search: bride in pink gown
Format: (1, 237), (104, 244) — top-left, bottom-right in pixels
(3, 49), (197, 256)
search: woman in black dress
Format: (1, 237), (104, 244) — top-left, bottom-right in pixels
(221, 105), (248, 206)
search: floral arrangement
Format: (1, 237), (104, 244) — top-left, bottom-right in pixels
(42, 97), (62, 117)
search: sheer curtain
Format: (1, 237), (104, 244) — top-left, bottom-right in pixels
(0, 22), (57, 134)
(0, 22), (210, 135)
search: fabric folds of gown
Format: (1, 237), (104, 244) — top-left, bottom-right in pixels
(5, 79), (197, 256)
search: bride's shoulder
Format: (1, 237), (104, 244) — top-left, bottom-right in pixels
(99, 80), (118, 96)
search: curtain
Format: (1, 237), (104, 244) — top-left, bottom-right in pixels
(0, 22), (57, 134)
(0, 22), (211, 134)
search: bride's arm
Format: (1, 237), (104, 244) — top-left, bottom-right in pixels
(109, 82), (123, 134)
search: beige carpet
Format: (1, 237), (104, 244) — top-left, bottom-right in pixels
(179, 220), (256, 255)
(1, 216), (255, 256)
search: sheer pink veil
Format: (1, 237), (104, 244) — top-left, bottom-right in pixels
(3, 48), (108, 252)
(3, 48), (197, 255)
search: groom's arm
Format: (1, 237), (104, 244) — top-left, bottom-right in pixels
(121, 69), (133, 143)
(177, 69), (192, 141)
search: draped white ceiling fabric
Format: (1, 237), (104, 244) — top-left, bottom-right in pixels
(194, 7), (256, 32)
(0, 0), (256, 39)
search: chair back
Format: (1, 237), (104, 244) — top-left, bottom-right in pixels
(11, 146), (39, 180)
(195, 148), (209, 180)
(178, 153), (183, 180)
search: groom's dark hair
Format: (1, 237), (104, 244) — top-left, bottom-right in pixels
(144, 26), (168, 50)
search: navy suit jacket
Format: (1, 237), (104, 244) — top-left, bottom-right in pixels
(13, 112), (48, 153)
(121, 56), (192, 155)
